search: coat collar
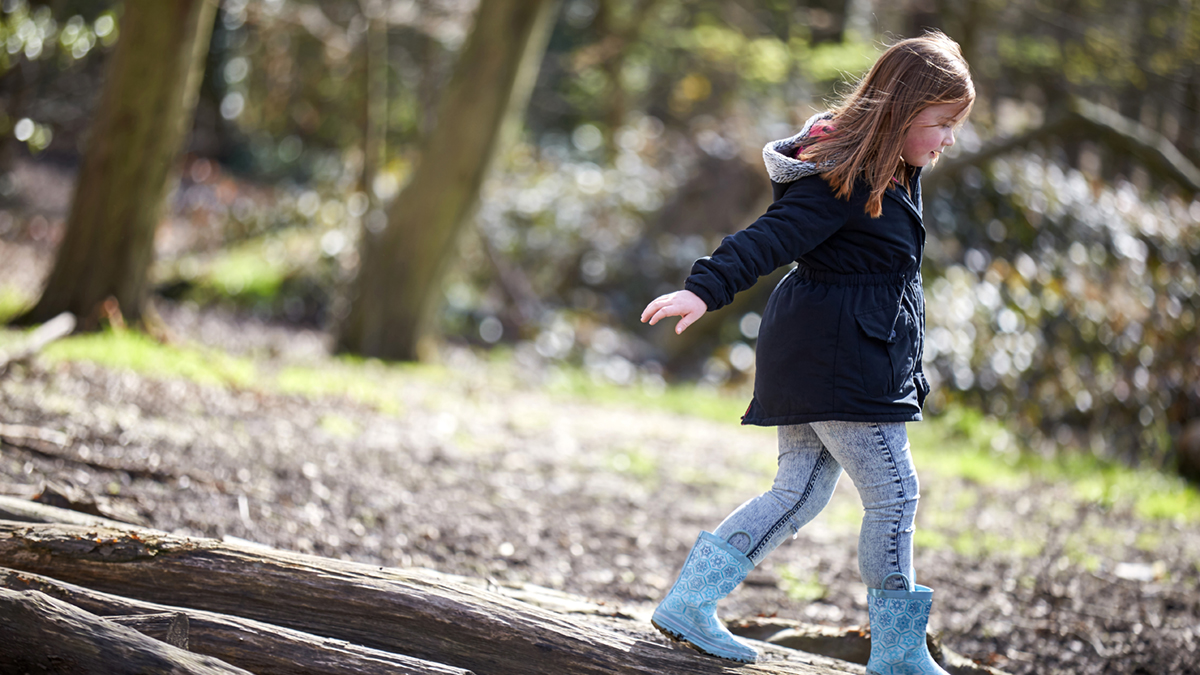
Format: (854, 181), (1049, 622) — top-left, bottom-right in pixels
(884, 166), (923, 225)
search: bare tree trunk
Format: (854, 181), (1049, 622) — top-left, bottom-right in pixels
(13, 0), (218, 329)
(336, 0), (559, 360)
(360, 0), (388, 207)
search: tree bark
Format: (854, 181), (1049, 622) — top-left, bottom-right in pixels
(0, 521), (856, 675)
(336, 0), (560, 361)
(359, 0), (388, 208)
(13, 0), (218, 329)
(0, 494), (132, 529)
(0, 567), (473, 675)
(0, 588), (251, 675)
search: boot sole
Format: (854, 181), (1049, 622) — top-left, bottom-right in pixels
(651, 615), (756, 664)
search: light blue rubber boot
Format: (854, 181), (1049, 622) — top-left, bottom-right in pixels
(866, 573), (949, 675)
(651, 531), (758, 663)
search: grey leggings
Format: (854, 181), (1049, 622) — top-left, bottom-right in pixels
(713, 421), (919, 589)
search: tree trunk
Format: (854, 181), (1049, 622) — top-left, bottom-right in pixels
(13, 0), (218, 329)
(336, 0), (560, 361)
(0, 568), (473, 675)
(360, 0), (388, 207)
(0, 521), (856, 675)
(0, 588), (251, 675)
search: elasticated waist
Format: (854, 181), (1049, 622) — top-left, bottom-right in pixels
(791, 263), (914, 287)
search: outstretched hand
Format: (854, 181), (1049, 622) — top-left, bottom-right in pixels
(641, 290), (707, 334)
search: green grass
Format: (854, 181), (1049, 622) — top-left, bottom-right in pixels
(318, 414), (359, 438)
(911, 407), (1200, 523)
(546, 367), (751, 424)
(778, 564), (828, 602)
(156, 230), (316, 307)
(27, 324), (1200, 525)
(205, 246), (290, 301)
(0, 285), (32, 324)
(35, 329), (437, 416)
(605, 447), (660, 483)
(43, 330), (257, 388)
(274, 361), (413, 415)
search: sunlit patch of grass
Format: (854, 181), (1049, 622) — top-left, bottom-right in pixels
(822, 496), (863, 530)
(546, 368), (751, 424)
(910, 407), (1025, 488)
(778, 564), (828, 602)
(0, 285), (32, 324)
(606, 447), (660, 484)
(1068, 465), (1200, 523)
(159, 231), (317, 307)
(911, 407), (1200, 523)
(274, 364), (399, 415)
(1062, 533), (1104, 573)
(949, 531), (1035, 559)
(43, 330), (256, 388)
(319, 414), (359, 438)
(1134, 530), (1163, 553)
(207, 246), (290, 301)
(914, 528), (950, 551)
(273, 357), (450, 415)
(676, 466), (729, 488)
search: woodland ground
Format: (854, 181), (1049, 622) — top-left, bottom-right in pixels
(1, 236), (1199, 675)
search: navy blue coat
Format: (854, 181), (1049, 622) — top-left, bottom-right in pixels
(684, 119), (930, 426)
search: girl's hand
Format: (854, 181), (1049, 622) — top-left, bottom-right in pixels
(641, 290), (707, 334)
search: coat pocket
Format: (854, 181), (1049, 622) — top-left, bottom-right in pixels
(855, 304), (915, 397)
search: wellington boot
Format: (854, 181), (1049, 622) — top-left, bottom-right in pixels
(866, 573), (949, 675)
(651, 531), (758, 663)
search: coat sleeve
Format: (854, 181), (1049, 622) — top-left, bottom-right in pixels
(684, 174), (851, 311)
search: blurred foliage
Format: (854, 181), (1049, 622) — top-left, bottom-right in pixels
(923, 154), (1200, 469)
(2, 0), (1200, 475)
(0, 0), (117, 172)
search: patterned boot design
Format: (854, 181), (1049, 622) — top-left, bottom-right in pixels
(866, 573), (949, 675)
(651, 531), (758, 663)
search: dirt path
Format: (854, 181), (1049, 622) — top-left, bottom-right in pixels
(1, 304), (1198, 675)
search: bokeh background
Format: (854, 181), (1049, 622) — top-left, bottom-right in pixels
(4, 4), (1200, 673)
(2, 0), (1199, 478)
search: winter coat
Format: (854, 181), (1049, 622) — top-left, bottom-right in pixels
(684, 113), (931, 426)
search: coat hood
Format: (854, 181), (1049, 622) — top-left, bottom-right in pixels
(762, 111), (835, 184)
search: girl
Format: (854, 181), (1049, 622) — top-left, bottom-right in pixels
(640, 32), (973, 672)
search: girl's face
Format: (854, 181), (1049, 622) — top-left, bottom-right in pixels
(901, 103), (966, 167)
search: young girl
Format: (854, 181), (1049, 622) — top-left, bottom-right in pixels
(640, 32), (974, 672)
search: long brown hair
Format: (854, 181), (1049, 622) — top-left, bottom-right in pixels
(800, 31), (974, 217)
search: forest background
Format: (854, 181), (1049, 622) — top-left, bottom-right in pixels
(1, 1), (1200, 672)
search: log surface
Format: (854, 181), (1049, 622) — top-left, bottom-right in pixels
(0, 567), (473, 675)
(0, 587), (249, 675)
(0, 520), (858, 675)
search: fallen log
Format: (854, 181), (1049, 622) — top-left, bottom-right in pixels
(0, 520), (857, 675)
(730, 618), (1009, 675)
(0, 567), (473, 675)
(109, 612), (192, 649)
(0, 493), (134, 528)
(0, 423), (180, 484)
(0, 312), (76, 376)
(0, 587), (250, 675)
